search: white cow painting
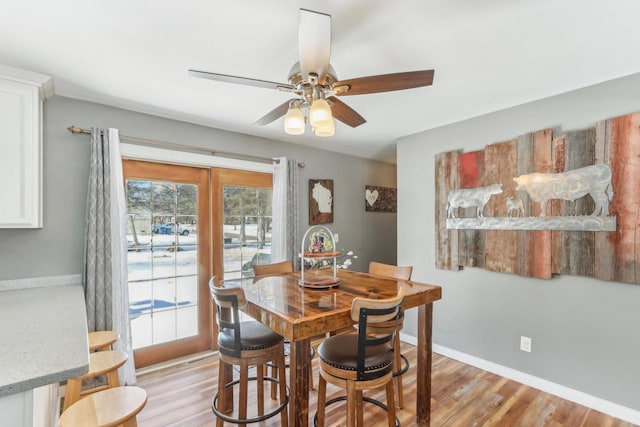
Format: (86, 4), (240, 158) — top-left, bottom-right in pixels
(513, 164), (613, 217)
(447, 183), (503, 218)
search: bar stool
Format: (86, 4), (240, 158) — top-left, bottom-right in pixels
(315, 288), (405, 427)
(59, 386), (147, 427)
(252, 260), (294, 276)
(253, 260), (315, 394)
(88, 331), (119, 352)
(63, 350), (128, 412)
(369, 261), (413, 408)
(209, 278), (289, 427)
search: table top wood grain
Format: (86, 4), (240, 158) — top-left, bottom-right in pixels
(225, 269), (442, 341)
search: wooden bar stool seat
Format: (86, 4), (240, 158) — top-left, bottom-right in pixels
(63, 350), (128, 412)
(59, 386), (147, 427)
(88, 331), (119, 352)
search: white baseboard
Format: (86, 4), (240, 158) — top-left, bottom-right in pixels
(415, 341), (640, 425)
(135, 350), (217, 376)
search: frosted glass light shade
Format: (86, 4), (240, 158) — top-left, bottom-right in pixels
(314, 118), (335, 137)
(309, 98), (332, 128)
(284, 106), (305, 135)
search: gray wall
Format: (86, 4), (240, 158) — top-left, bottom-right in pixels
(397, 72), (640, 411)
(0, 96), (397, 280)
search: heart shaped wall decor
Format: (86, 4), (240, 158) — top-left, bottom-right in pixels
(365, 189), (379, 207)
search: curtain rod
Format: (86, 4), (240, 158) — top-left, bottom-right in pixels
(67, 125), (305, 167)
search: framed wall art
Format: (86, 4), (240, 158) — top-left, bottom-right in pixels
(309, 179), (333, 224)
(365, 185), (397, 212)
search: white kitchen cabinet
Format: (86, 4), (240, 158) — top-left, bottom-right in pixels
(0, 64), (53, 228)
(0, 384), (59, 427)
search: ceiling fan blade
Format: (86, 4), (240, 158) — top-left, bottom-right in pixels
(328, 97), (366, 128)
(298, 9), (331, 84)
(253, 100), (292, 126)
(334, 70), (435, 96)
(189, 69), (294, 91)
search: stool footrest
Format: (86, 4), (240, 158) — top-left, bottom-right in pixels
(211, 376), (289, 424)
(313, 395), (400, 427)
(393, 354), (410, 378)
(80, 384), (109, 396)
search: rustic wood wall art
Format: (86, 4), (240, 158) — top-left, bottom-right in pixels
(365, 185), (397, 212)
(435, 111), (640, 284)
(309, 179), (334, 224)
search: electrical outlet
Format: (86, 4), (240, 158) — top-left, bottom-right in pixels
(520, 336), (532, 352)
(334, 233), (339, 242)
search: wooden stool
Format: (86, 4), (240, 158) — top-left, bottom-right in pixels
(63, 350), (128, 412)
(210, 279), (289, 427)
(88, 331), (119, 352)
(316, 288), (405, 427)
(369, 261), (413, 408)
(59, 386), (147, 427)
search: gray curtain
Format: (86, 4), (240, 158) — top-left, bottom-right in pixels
(272, 157), (300, 269)
(83, 127), (136, 385)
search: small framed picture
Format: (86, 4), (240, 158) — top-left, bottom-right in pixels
(365, 185), (397, 212)
(309, 179), (334, 224)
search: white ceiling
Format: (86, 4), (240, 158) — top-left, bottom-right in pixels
(3, 0), (640, 163)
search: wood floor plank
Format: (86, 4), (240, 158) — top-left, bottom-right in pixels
(133, 343), (637, 427)
(551, 397), (589, 426)
(518, 392), (558, 426)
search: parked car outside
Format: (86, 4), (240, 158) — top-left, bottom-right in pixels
(153, 222), (190, 236)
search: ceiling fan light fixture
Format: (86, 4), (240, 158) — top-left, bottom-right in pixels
(189, 9), (435, 138)
(309, 98), (332, 128)
(314, 117), (335, 137)
(284, 103), (305, 135)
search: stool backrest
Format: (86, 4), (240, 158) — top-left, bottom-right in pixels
(209, 277), (246, 357)
(369, 261), (413, 281)
(350, 287), (405, 380)
(253, 260), (293, 276)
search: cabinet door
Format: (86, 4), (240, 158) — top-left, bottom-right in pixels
(0, 79), (42, 228)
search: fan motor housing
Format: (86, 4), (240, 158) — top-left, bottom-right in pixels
(288, 61), (338, 87)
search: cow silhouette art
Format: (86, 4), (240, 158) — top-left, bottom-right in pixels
(447, 183), (503, 218)
(506, 196), (525, 217)
(513, 164), (613, 217)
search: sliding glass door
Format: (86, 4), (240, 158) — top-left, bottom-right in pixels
(123, 160), (211, 368)
(123, 162), (272, 365)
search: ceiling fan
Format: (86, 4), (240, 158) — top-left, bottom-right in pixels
(189, 8), (434, 136)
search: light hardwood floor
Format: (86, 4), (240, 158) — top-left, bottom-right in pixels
(135, 342), (636, 427)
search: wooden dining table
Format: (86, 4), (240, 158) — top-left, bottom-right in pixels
(221, 268), (442, 427)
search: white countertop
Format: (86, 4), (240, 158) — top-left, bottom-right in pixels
(0, 284), (89, 397)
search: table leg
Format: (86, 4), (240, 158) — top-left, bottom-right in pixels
(416, 303), (433, 426)
(289, 339), (311, 427)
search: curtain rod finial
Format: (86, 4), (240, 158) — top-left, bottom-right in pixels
(272, 158), (306, 168)
(68, 125), (84, 134)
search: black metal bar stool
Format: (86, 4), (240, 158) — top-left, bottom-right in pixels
(209, 278), (289, 426)
(315, 287), (405, 427)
